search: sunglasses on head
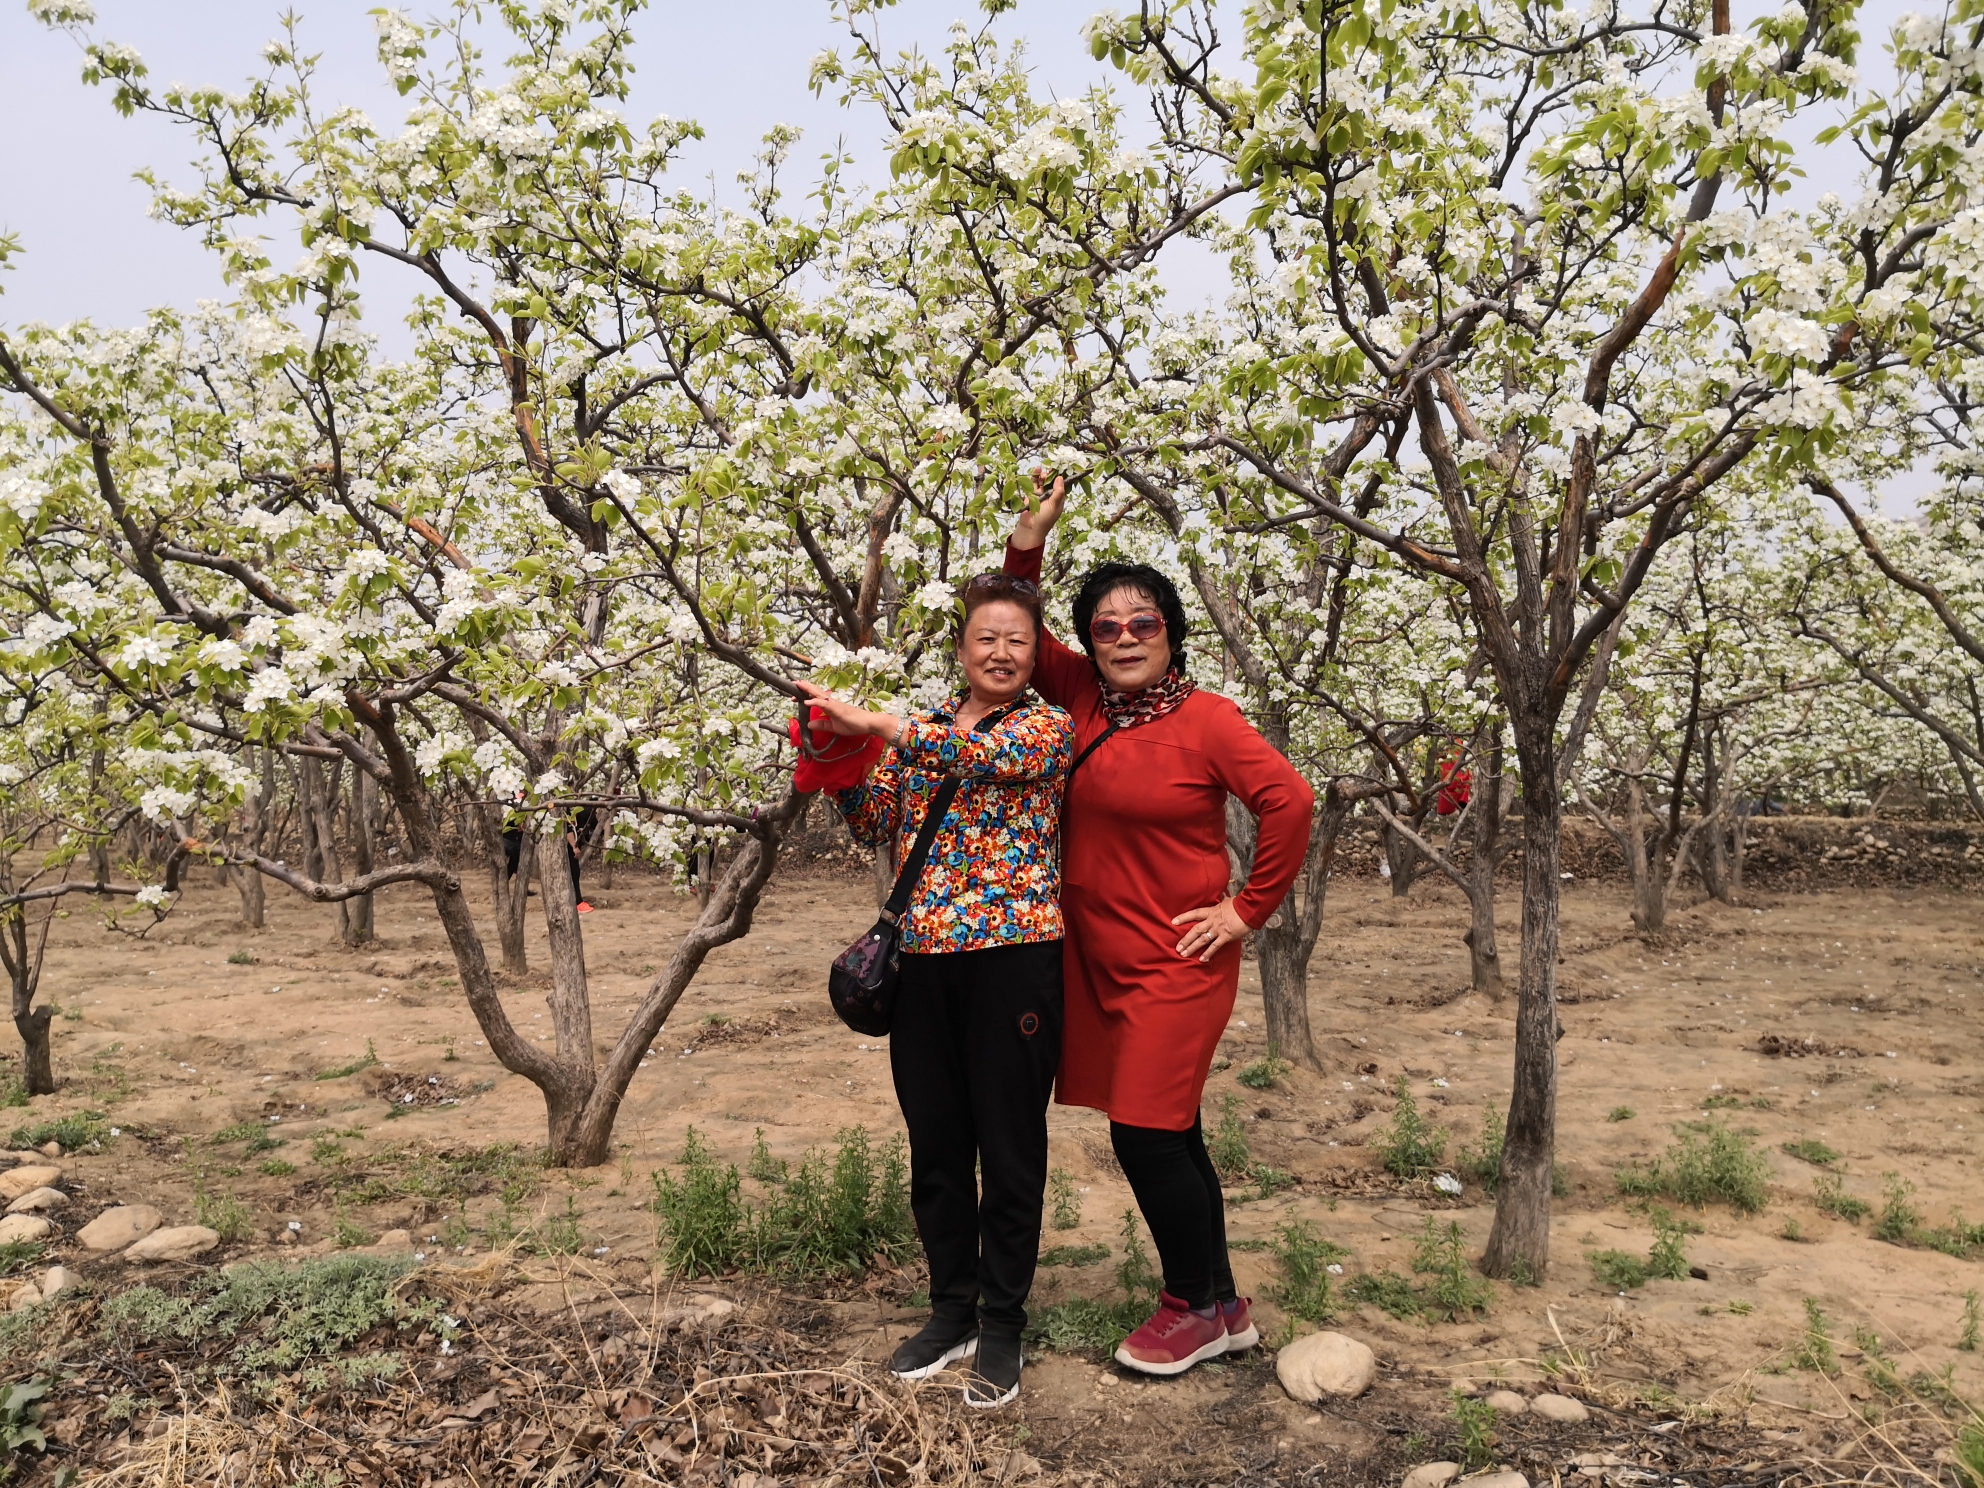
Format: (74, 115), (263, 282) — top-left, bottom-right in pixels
(1090, 613), (1166, 645)
(962, 573), (1040, 596)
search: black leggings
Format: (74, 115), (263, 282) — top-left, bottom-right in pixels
(1109, 1114), (1235, 1310)
(891, 941), (1063, 1338)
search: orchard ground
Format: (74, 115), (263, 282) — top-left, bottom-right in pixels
(13, 854), (1984, 1484)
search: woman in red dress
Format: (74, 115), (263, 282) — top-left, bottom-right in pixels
(1004, 474), (1314, 1376)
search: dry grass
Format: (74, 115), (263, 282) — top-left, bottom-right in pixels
(24, 1255), (1027, 1487)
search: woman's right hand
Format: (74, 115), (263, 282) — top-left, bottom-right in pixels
(794, 679), (900, 740)
(1013, 468), (1066, 551)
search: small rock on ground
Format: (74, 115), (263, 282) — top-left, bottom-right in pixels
(0, 1214), (53, 1245)
(0, 1166), (63, 1202)
(1484, 1389), (1528, 1413)
(39, 1266), (78, 1300)
(1400, 1463), (1461, 1488)
(37, 1143), (60, 1160)
(1530, 1393), (1590, 1424)
(1468, 1474), (1530, 1488)
(1275, 1330), (1377, 1401)
(125, 1224), (221, 1263)
(77, 1204), (163, 1252)
(661, 1295), (737, 1330)
(5, 1187), (67, 1215)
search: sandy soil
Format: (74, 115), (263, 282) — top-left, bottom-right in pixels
(21, 865), (1984, 1479)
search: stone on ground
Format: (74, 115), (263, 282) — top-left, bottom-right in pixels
(0, 1166), (63, 1201)
(1275, 1330), (1377, 1401)
(0, 1214), (53, 1245)
(1484, 1389), (1528, 1413)
(1467, 1474), (1529, 1488)
(38, 1266), (78, 1300)
(661, 1294), (737, 1330)
(125, 1225), (221, 1263)
(78, 1204), (162, 1252)
(6, 1187), (67, 1215)
(37, 1142), (60, 1160)
(371, 1229), (413, 1250)
(1530, 1392), (1589, 1423)
(1400, 1463), (1461, 1488)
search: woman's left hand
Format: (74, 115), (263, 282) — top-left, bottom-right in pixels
(1171, 896), (1253, 962)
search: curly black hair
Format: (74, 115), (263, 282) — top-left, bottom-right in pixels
(1070, 562), (1189, 672)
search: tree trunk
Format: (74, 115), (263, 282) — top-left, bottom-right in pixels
(1465, 723), (1508, 999)
(298, 757), (353, 944)
(1380, 811), (1424, 897)
(870, 839), (892, 910)
(1621, 767), (1668, 935)
(14, 1005), (53, 1098)
(471, 800), (531, 978)
(1481, 726), (1561, 1283)
(3, 915), (54, 1097)
(560, 791), (809, 1166)
(233, 746), (274, 929)
(535, 825), (597, 1159)
(346, 770), (378, 944)
(1252, 790), (1351, 1071)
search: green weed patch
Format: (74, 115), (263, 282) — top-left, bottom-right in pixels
(1616, 1119), (1770, 1214)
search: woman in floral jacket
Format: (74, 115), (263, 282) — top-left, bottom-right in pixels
(797, 572), (1072, 1410)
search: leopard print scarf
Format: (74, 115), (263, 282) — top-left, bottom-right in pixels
(1100, 668), (1197, 728)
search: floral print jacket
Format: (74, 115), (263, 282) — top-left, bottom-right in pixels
(834, 694), (1074, 954)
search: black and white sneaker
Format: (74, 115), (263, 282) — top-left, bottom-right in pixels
(889, 1319), (979, 1381)
(963, 1333), (1022, 1409)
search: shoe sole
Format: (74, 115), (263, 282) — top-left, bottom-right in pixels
(891, 1335), (978, 1381)
(1114, 1332), (1231, 1377)
(1224, 1323), (1260, 1352)
(964, 1377), (1021, 1410)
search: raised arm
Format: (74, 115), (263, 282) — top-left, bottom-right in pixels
(899, 707), (1073, 783)
(1003, 471), (1096, 711)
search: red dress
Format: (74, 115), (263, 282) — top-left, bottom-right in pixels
(1005, 542), (1316, 1129)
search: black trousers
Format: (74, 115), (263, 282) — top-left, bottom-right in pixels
(891, 939), (1062, 1338)
(1110, 1115), (1236, 1310)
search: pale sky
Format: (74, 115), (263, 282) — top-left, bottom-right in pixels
(0, 0), (1112, 327)
(0, 0), (1936, 512)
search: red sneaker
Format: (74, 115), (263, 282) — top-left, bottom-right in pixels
(1115, 1292), (1230, 1376)
(1221, 1296), (1259, 1352)
(575, 902), (594, 914)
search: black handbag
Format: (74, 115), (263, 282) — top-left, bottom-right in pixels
(827, 701), (1027, 1036)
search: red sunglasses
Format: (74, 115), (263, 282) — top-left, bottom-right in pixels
(1090, 613), (1165, 645)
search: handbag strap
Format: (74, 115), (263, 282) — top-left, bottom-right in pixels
(880, 699), (1025, 926)
(1065, 721), (1120, 784)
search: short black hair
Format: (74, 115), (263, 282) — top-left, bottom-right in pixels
(1070, 562), (1189, 672)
